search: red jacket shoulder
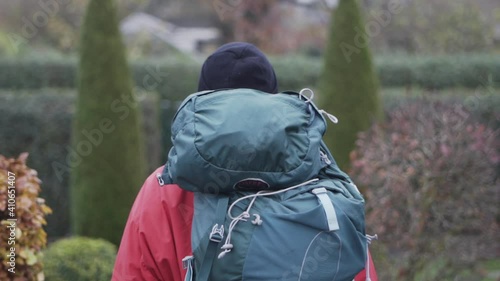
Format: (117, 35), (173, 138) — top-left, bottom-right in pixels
(113, 166), (194, 281)
(128, 166), (193, 222)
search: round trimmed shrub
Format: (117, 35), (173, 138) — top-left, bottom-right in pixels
(43, 237), (116, 281)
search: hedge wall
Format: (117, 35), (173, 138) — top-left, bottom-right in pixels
(0, 90), (161, 239)
(381, 88), (500, 129)
(0, 54), (498, 95)
(0, 58), (76, 90)
(375, 55), (500, 89)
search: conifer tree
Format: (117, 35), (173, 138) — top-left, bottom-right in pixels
(318, 0), (382, 170)
(71, 0), (145, 245)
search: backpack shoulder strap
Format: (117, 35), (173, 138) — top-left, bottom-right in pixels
(196, 195), (229, 281)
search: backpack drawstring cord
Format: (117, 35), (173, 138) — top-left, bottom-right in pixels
(319, 109), (339, 124)
(299, 88), (315, 102)
(365, 234), (378, 281)
(217, 178), (320, 259)
(299, 88), (339, 124)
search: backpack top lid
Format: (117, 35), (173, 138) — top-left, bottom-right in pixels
(164, 88), (332, 194)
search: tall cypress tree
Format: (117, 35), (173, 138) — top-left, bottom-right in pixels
(71, 0), (145, 245)
(318, 0), (382, 170)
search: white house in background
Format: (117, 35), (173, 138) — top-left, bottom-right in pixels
(295, 0), (338, 8)
(120, 12), (220, 55)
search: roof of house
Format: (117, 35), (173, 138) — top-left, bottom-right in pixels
(120, 12), (219, 54)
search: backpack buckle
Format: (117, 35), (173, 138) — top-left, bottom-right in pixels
(209, 224), (224, 243)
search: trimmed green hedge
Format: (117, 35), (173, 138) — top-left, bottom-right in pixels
(271, 56), (323, 91)
(43, 237), (116, 281)
(375, 55), (500, 89)
(0, 90), (161, 239)
(0, 56), (200, 101)
(0, 54), (498, 95)
(0, 57), (76, 89)
(381, 88), (500, 129)
(131, 57), (200, 101)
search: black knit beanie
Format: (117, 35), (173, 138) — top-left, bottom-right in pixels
(198, 42), (278, 93)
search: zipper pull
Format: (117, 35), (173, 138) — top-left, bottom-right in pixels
(156, 173), (165, 186)
(320, 150), (331, 165)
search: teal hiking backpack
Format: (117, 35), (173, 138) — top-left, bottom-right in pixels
(161, 88), (371, 281)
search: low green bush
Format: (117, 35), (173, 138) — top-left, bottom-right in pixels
(0, 89), (161, 239)
(43, 237), (116, 281)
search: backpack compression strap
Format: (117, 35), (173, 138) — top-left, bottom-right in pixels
(195, 195), (229, 281)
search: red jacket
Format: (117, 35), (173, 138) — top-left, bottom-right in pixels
(113, 166), (378, 281)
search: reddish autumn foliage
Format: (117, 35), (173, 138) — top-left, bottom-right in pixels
(0, 153), (52, 281)
(350, 101), (499, 276)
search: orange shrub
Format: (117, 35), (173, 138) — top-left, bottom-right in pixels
(0, 153), (52, 281)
